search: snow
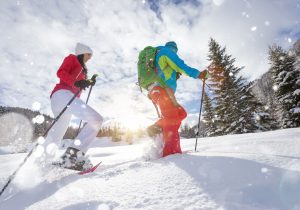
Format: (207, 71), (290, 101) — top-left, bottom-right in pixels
(251, 26), (257, 32)
(33, 145), (45, 158)
(37, 137), (45, 145)
(264, 21), (270, 26)
(212, 0), (225, 6)
(272, 85), (279, 91)
(32, 115), (45, 124)
(278, 71), (286, 79)
(31, 102), (41, 112)
(74, 139), (82, 146)
(0, 128), (300, 210)
(291, 107), (300, 114)
(293, 89), (300, 96)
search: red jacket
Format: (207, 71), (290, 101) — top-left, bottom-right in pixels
(51, 54), (86, 98)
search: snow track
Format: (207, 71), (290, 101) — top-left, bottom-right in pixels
(1, 128), (300, 210)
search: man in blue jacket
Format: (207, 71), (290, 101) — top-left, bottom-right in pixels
(147, 41), (208, 157)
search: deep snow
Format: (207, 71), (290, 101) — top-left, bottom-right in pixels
(0, 128), (300, 210)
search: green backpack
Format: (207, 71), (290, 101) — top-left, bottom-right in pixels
(137, 46), (166, 90)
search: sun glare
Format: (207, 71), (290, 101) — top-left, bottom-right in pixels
(119, 116), (151, 131)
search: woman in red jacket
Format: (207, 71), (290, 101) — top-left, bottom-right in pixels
(43, 43), (103, 171)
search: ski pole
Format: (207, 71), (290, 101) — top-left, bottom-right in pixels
(194, 79), (206, 152)
(0, 88), (82, 197)
(76, 74), (98, 136)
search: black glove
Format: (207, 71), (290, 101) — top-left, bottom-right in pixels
(74, 80), (91, 90)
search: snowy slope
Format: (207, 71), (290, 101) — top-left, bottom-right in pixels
(0, 128), (300, 210)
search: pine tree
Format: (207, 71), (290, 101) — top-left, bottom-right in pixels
(207, 38), (264, 135)
(269, 45), (300, 128)
(244, 81), (278, 131)
(112, 123), (122, 142)
(292, 40), (300, 126)
(180, 123), (197, 138)
(180, 123), (190, 138)
(202, 92), (216, 136)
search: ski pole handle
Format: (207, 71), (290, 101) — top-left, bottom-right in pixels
(91, 74), (98, 80)
(86, 74), (99, 87)
(91, 74), (99, 81)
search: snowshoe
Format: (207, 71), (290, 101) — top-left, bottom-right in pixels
(56, 147), (93, 171)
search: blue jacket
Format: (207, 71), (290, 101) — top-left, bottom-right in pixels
(155, 45), (200, 92)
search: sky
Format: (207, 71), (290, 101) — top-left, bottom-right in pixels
(0, 0), (300, 129)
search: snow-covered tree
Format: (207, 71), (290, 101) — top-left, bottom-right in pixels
(269, 45), (300, 128)
(180, 123), (196, 138)
(251, 71), (279, 129)
(291, 39), (300, 126)
(207, 38), (267, 135)
(202, 92), (217, 136)
(246, 82), (278, 131)
(180, 123), (190, 138)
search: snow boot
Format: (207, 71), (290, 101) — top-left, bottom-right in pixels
(147, 124), (162, 138)
(59, 147), (93, 171)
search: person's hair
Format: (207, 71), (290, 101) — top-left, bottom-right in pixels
(77, 54), (88, 75)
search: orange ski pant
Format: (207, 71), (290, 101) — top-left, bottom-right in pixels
(149, 86), (187, 157)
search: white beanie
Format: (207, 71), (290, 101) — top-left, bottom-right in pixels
(75, 42), (93, 56)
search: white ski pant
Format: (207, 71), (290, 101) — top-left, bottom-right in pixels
(44, 89), (103, 154)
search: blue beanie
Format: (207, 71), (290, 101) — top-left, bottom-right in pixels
(165, 41), (178, 52)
